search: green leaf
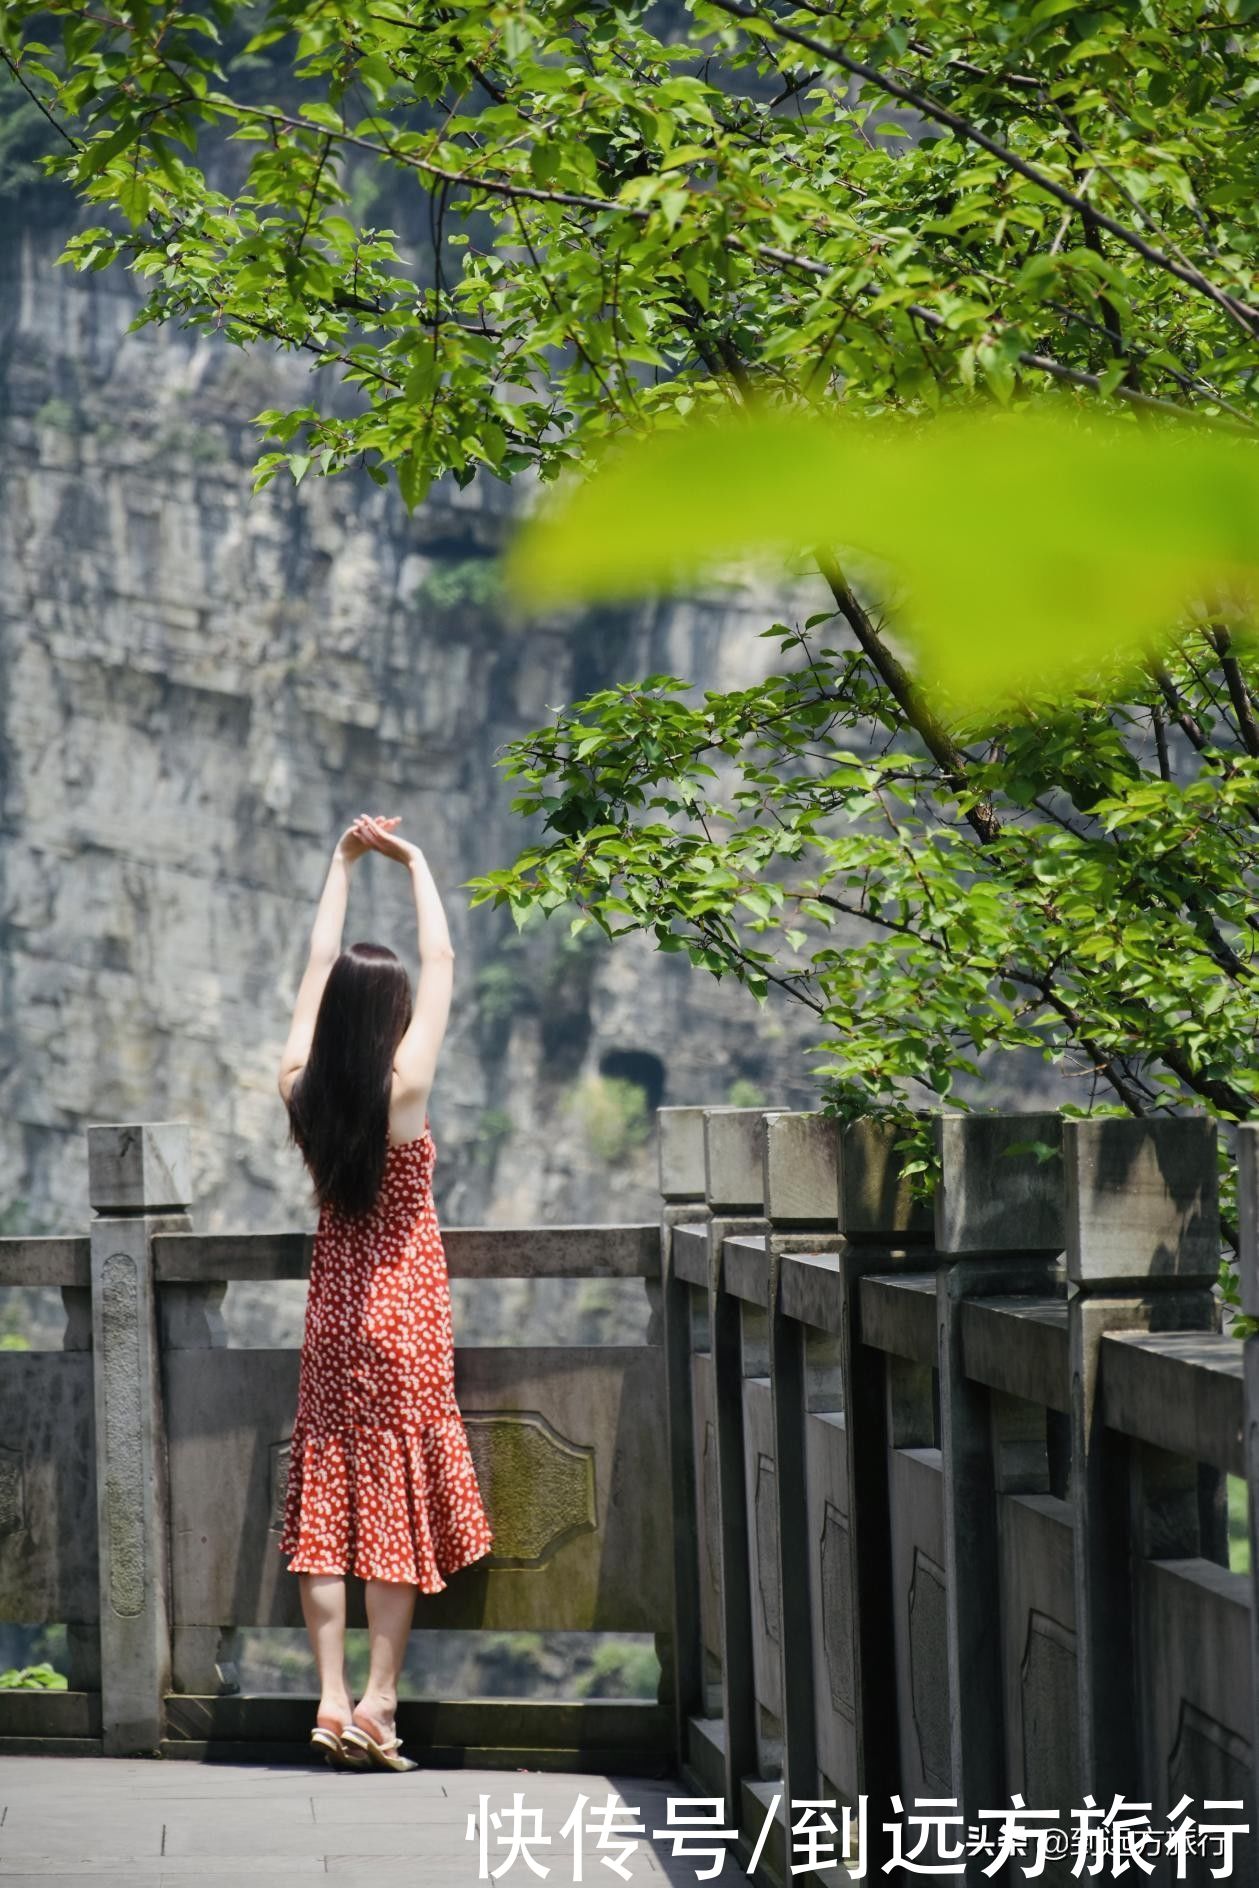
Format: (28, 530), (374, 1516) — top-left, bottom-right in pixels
(298, 102), (346, 133)
(76, 120), (142, 181)
(506, 402), (1259, 720)
(117, 174), (153, 226)
(398, 452), (431, 513)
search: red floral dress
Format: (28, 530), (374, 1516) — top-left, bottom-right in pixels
(278, 1116), (494, 1589)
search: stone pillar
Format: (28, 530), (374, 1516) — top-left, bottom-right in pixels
(1232, 1125), (1259, 1787)
(88, 1121), (192, 1756)
(657, 1105), (710, 1775)
(60, 1272), (100, 1694)
(1064, 1115), (1220, 1801)
(932, 1111), (1066, 1881)
(702, 1107), (772, 1828)
(762, 1112), (842, 1882)
(836, 1115), (936, 1874)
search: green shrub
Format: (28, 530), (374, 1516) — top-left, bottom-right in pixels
(570, 1075), (651, 1164)
(474, 1107), (514, 1168)
(34, 397), (82, 434)
(0, 1663), (66, 1690)
(575, 1639), (658, 1700)
(412, 558), (501, 614)
(476, 1632), (549, 1690)
(474, 961), (530, 1030)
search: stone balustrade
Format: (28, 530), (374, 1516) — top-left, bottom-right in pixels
(658, 1105), (1258, 1886)
(0, 1120), (671, 1775)
(0, 1106), (1256, 1888)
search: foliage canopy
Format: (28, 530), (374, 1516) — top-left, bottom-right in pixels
(5, 0), (1259, 1294)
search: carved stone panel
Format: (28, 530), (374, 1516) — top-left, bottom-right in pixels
(909, 1546), (950, 1792)
(819, 1500), (854, 1722)
(461, 1413), (594, 1565)
(691, 1355), (723, 1670)
(272, 1413), (595, 1567)
(175, 1341), (667, 1631)
(100, 1252), (146, 1619)
(703, 1417), (721, 1618)
(1167, 1700), (1256, 1887)
(1020, 1610), (1077, 1816)
(754, 1451), (781, 1646)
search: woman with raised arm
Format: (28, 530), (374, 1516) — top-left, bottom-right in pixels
(275, 813), (493, 1774)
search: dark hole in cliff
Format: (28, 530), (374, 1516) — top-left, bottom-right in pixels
(598, 1048), (665, 1114)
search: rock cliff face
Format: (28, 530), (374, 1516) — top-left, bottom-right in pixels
(0, 202), (824, 1271)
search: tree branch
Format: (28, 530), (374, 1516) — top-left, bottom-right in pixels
(1209, 626), (1259, 759)
(814, 550), (1002, 842)
(705, 0), (1259, 340)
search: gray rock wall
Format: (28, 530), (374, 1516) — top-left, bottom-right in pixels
(0, 205), (823, 1265)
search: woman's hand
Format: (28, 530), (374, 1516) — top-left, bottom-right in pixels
(336, 814), (401, 864)
(351, 814), (424, 867)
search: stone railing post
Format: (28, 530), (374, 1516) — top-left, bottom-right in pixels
(657, 1105), (710, 1775)
(702, 1106), (772, 1827)
(932, 1111), (1066, 1880)
(761, 1112), (842, 1868)
(835, 1115), (936, 1874)
(88, 1121), (192, 1756)
(1232, 1124), (1259, 1785)
(60, 1261), (100, 1697)
(1064, 1115), (1220, 1800)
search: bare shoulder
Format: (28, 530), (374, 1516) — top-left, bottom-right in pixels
(388, 1068), (430, 1144)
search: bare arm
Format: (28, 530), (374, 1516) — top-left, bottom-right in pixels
(393, 850), (455, 1099)
(308, 847), (353, 965)
(276, 820), (397, 1100)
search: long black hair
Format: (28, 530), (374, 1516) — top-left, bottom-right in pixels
(283, 942), (414, 1221)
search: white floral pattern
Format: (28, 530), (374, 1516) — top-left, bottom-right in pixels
(278, 1118), (494, 1589)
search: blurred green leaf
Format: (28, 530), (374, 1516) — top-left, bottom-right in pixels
(507, 402), (1259, 719)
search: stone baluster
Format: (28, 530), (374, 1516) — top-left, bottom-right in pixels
(835, 1116), (936, 1875)
(761, 1111), (842, 1878)
(932, 1111), (1066, 1880)
(657, 1104), (711, 1776)
(701, 1106), (772, 1829)
(1064, 1115), (1220, 1801)
(88, 1121), (191, 1756)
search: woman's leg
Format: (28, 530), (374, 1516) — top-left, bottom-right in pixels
(354, 1577), (417, 1737)
(298, 1573), (353, 1723)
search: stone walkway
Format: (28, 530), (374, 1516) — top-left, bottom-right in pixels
(0, 1758), (770, 1886)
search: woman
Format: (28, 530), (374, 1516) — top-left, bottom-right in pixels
(275, 812), (494, 1773)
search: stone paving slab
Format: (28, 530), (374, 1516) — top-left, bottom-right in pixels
(0, 1759), (762, 1886)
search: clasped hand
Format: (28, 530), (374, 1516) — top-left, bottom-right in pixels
(336, 814), (421, 866)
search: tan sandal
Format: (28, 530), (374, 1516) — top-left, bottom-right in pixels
(310, 1712), (367, 1770)
(341, 1708), (419, 1773)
